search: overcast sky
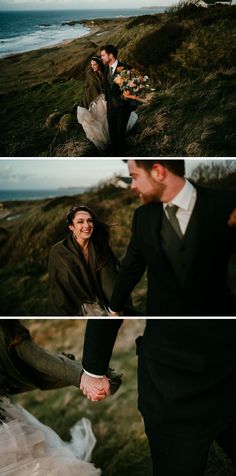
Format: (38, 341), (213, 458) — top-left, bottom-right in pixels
(0, 0), (175, 10)
(0, 159), (222, 190)
(1, 0), (235, 12)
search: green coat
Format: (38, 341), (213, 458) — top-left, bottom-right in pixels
(48, 233), (118, 316)
(0, 324), (82, 395)
(81, 69), (105, 108)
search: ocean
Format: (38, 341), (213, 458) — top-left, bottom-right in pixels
(0, 187), (88, 202)
(0, 8), (166, 59)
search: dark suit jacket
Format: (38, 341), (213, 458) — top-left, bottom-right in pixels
(110, 185), (236, 316)
(82, 186), (236, 425)
(103, 60), (134, 109)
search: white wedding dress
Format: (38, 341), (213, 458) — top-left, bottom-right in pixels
(77, 93), (138, 151)
(0, 398), (101, 476)
(77, 94), (110, 151)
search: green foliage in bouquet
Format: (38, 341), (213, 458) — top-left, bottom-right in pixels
(113, 67), (154, 97)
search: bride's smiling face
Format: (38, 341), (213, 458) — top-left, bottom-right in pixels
(69, 211), (94, 243)
(91, 60), (100, 72)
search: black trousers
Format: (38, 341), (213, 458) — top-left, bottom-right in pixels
(107, 103), (131, 155)
(138, 353), (236, 476)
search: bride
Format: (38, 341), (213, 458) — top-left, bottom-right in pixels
(77, 57), (137, 152)
(0, 320), (121, 475)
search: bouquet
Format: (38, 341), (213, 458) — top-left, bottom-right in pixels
(113, 67), (154, 101)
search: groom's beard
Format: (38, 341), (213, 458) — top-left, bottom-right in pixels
(139, 183), (166, 204)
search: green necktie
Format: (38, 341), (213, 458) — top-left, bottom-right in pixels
(165, 204), (183, 239)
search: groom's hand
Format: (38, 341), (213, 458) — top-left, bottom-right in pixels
(80, 373), (110, 402)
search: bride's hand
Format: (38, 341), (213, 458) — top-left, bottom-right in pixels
(122, 90), (145, 103)
(122, 90), (138, 100)
(80, 373), (110, 401)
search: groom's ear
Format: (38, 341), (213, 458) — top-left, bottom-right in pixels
(151, 163), (167, 182)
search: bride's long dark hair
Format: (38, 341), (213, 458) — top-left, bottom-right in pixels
(66, 205), (119, 270)
(0, 320), (30, 349)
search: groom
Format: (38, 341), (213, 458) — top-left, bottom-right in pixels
(80, 160), (236, 475)
(100, 44), (133, 156)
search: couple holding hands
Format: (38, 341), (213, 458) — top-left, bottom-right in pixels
(49, 159), (236, 475)
(1, 160), (236, 476)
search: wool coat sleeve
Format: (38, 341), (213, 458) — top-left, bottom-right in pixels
(15, 338), (83, 390)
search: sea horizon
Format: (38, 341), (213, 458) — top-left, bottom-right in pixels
(0, 187), (88, 202)
(0, 7), (167, 59)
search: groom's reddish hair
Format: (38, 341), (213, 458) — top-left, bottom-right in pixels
(100, 44), (118, 58)
(126, 160), (185, 177)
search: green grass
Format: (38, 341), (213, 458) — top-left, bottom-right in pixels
(0, 79), (85, 156)
(0, 5), (235, 156)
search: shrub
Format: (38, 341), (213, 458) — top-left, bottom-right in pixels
(170, 2), (204, 20)
(134, 21), (188, 67)
(126, 14), (160, 30)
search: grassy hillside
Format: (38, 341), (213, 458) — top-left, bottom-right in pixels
(0, 185), (147, 315)
(13, 319), (235, 476)
(0, 5), (235, 156)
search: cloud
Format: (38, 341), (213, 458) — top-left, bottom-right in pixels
(0, 165), (13, 179)
(0, 165), (35, 185)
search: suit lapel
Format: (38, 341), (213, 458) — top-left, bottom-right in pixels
(149, 192), (210, 286)
(148, 203), (179, 281)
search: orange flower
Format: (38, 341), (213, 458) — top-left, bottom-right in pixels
(228, 208), (236, 227)
(114, 76), (124, 85)
(116, 66), (124, 73)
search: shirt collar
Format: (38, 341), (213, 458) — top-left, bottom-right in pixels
(163, 179), (196, 211)
(110, 59), (118, 72)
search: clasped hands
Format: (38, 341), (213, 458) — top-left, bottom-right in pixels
(80, 373), (110, 402)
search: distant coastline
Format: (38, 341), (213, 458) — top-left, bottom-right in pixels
(0, 8), (166, 59)
(140, 5), (169, 8)
(0, 188), (88, 202)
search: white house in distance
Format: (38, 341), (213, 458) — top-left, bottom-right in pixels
(106, 175), (131, 189)
(192, 0), (232, 6)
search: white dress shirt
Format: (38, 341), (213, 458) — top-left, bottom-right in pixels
(83, 369), (104, 378)
(163, 179), (197, 235)
(109, 59), (118, 76)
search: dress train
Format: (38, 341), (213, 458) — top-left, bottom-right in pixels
(0, 398), (101, 476)
(77, 94), (109, 151)
(77, 94), (138, 151)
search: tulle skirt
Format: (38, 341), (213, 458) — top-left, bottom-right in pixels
(77, 94), (110, 151)
(0, 398), (101, 476)
(77, 94), (138, 151)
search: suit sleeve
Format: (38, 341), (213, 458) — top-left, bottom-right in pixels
(82, 319), (123, 375)
(110, 209), (147, 312)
